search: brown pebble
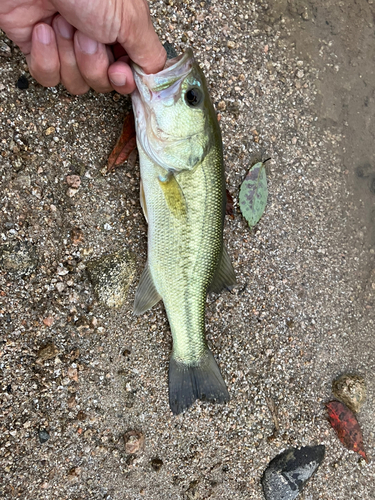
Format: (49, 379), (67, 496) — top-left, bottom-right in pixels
(44, 126), (55, 136)
(76, 410), (86, 421)
(42, 316), (54, 327)
(124, 430), (145, 454)
(66, 175), (81, 188)
(37, 343), (59, 361)
(67, 467), (81, 482)
(70, 227), (84, 246)
(67, 366), (78, 381)
(66, 187), (79, 198)
(67, 395), (76, 408)
(332, 373), (366, 413)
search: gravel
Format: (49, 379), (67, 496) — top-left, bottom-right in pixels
(1, 0), (374, 498)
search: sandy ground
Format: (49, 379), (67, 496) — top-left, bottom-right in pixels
(1, 0), (375, 498)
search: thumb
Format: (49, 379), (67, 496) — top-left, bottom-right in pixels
(116, 1), (166, 74)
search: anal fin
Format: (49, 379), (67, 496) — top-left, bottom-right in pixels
(208, 245), (236, 294)
(134, 264), (161, 315)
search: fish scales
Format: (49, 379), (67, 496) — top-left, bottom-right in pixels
(141, 144), (223, 363)
(132, 49), (236, 414)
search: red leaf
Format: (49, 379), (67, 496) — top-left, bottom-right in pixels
(107, 111), (137, 172)
(326, 400), (369, 462)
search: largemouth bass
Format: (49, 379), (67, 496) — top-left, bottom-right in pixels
(132, 49), (236, 414)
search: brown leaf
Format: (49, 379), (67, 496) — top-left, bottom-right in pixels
(326, 400), (369, 462)
(107, 111), (137, 171)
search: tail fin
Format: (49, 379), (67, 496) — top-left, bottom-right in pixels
(169, 349), (229, 415)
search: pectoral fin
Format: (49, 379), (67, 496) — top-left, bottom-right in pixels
(208, 245), (236, 294)
(158, 173), (187, 219)
(139, 179), (148, 223)
(134, 264), (161, 315)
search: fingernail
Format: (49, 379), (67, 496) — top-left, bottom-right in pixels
(56, 16), (74, 40)
(35, 24), (51, 45)
(76, 32), (98, 55)
(109, 73), (127, 87)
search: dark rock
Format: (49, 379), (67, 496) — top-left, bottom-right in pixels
(125, 455), (135, 465)
(16, 75), (29, 90)
(356, 163), (372, 178)
(38, 429), (50, 444)
(163, 41), (178, 60)
(0, 40), (11, 57)
(261, 445), (325, 500)
(151, 457), (163, 471)
(76, 411), (87, 421)
(0, 241), (38, 278)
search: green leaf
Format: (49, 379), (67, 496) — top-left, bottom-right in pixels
(239, 162), (268, 229)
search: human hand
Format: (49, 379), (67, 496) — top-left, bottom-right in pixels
(0, 0), (166, 94)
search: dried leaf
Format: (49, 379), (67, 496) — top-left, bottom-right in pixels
(239, 161), (268, 229)
(107, 111), (137, 171)
(326, 400), (369, 462)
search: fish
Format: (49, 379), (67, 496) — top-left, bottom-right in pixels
(131, 48), (236, 414)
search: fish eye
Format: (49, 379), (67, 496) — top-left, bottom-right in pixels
(185, 87), (203, 107)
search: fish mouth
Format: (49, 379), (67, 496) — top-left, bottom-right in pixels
(132, 48), (194, 93)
